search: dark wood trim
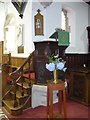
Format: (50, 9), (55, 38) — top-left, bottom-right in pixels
(65, 53), (90, 70)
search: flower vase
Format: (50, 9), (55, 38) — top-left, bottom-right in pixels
(53, 69), (58, 84)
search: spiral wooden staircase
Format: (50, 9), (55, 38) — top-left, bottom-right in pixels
(2, 51), (35, 116)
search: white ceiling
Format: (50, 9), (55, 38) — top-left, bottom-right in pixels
(32, 2), (44, 12)
(0, 0), (89, 3)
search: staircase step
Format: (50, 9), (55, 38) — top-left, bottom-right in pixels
(16, 82), (32, 94)
(2, 52), (34, 115)
(24, 77), (34, 84)
(3, 100), (23, 116)
(10, 90), (30, 106)
(17, 82), (32, 89)
(3, 100), (22, 110)
(10, 91), (28, 99)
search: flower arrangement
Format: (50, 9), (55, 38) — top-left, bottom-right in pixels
(46, 54), (66, 72)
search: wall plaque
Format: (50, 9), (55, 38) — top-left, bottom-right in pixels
(34, 9), (44, 36)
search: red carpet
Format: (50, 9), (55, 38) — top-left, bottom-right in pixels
(4, 99), (89, 119)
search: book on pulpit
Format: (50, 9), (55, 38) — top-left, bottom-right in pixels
(58, 31), (69, 46)
(49, 31), (69, 46)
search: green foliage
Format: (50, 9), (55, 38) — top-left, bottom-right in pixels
(48, 55), (64, 64)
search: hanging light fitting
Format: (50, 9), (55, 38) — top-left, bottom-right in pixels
(38, 0), (53, 8)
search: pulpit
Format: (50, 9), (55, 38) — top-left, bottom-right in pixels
(34, 41), (59, 84)
(33, 31), (69, 84)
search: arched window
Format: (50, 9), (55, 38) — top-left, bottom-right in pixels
(61, 7), (76, 47)
(61, 8), (69, 32)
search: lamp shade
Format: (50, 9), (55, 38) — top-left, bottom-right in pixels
(39, 0), (53, 8)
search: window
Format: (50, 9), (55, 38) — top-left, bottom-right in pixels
(61, 8), (69, 32)
(61, 7), (76, 47)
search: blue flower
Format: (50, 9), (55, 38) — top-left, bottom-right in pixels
(46, 63), (55, 71)
(57, 62), (65, 70)
(46, 54), (66, 71)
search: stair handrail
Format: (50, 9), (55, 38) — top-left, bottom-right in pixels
(9, 51), (35, 76)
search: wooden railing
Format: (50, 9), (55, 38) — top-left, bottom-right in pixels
(3, 51), (35, 108)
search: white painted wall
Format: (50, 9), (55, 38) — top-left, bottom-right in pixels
(3, 1), (34, 57)
(64, 2), (88, 53)
(0, 3), (5, 41)
(32, 2), (89, 53)
(0, 1), (89, 57)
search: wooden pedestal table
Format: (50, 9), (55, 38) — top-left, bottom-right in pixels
(47, 80), (67, 119)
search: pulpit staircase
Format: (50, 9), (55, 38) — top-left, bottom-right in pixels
(2, 51), (35, 116)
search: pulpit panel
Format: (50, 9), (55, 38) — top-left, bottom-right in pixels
(33, 41), (59, 84)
